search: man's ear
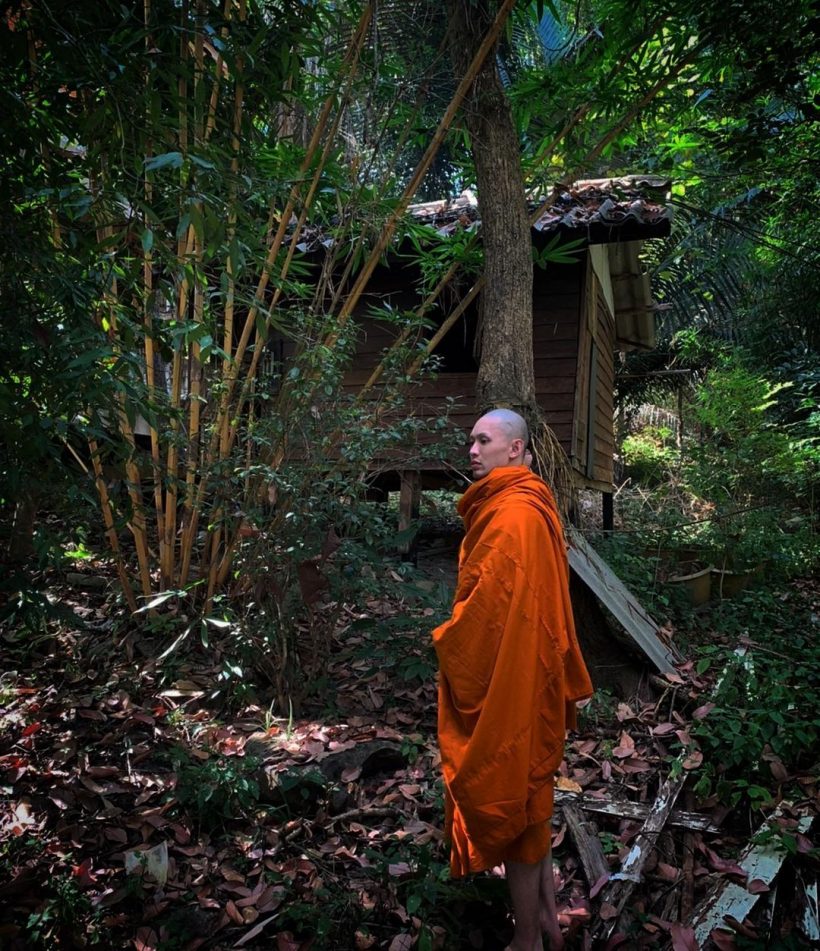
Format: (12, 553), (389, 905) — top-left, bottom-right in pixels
(510, 438), (523, 459)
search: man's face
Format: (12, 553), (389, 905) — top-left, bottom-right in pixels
(468, 415), (519, 479)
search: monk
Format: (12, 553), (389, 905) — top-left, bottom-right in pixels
(432, 409), (593, 950)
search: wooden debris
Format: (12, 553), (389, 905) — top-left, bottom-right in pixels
(563, 804), (609, 888)
(554, 789), (720, 833)
(691, 805), (813, 946)
(680, 789), (697, 923)
(567, 529), (680, 674)
(797, 871), (820, 945)
(591, 769), (688, 942)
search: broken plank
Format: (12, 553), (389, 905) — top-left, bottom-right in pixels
(563, 804), (609, 888)
(691, 805), (813, 947)
(797, 871), (819, 945)
(591, 769), (688, 943)
(567, 529), (680, 674)
(554, 789), (720, 833)
(681, 789), (697, 923)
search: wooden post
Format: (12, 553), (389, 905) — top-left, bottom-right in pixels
(602, 490), (614, 532)
(398, 470), (421, 561)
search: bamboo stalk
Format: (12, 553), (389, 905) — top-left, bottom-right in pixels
(177, 2), (208, 586)
(410, 276), (484, 374)
(203, 0), (234, 142)
(89, 440), (139, 613)
(359, 234), (481, 395)
(185, 3), (376, 578)
(226, 68), (355, 452)
(179, 234), (205, 585)
(161, 0), (193, 587)
(321, 0), (518, 354)
(201, 0), (247, 593)
(213, 0), (515, 577)
(102, 261), (154, 600)
(221, 0), (247, 428)
(142, 0), (167, 584)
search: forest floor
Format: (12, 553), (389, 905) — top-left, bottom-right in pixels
(1, 543), (818, 951)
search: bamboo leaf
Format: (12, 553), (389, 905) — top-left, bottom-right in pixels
(144, 151), (184, 171)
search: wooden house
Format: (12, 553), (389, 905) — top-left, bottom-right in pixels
(260, 176), (681, 689)
(300, 176), (672, 519)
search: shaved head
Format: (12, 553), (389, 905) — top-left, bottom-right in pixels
(468, 408), (530, 478)
(480, 409), (529, 448)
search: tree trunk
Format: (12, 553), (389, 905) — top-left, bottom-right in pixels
(446, 0), (536, 418)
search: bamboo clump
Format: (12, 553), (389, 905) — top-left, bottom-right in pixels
(40, 0), (699, 608)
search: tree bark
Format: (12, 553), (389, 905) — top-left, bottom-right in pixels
(446, 0), (536, 418)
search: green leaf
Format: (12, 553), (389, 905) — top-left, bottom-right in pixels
(134, 590), (181, 613)
(144, 152), (183, 171)
(141, 228), (154, 253)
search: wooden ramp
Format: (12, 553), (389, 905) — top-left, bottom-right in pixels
(567, 530), (680, 675)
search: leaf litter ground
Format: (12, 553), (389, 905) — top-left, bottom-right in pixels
(1, 558), (817, 950)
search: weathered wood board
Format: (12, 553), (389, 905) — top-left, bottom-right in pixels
(554, 789), (721, 833)
(691, 806), (814, 946)
(567, 529), (680, 674)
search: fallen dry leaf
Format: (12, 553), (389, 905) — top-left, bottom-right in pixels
(589, 872), (609, 899)
(669, 922), (698, 950)
(388, 935), (413, 951)
(133, 927), (159, 951)
(599, 900), (619, 920)
(555, 776), (583, 793)
(709, 929), (738, 950)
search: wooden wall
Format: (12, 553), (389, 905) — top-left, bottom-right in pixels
(335, 262), (585, 480)
(570, 257), (616, 490)
(268, 253), (617, 491)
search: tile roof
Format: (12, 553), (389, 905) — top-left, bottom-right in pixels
(408, 176), (672, 243)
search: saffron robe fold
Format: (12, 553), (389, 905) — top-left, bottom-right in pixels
(432, 466), (593, 876)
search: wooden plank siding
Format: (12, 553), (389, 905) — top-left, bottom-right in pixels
(264, 253), (624, 489)
(334, 263), (584, 474)
(591, 282), (616, 485)
(569, 255), (616, 488)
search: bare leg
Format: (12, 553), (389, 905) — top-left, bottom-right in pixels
(538, 845), (565, 950)
(504, 859), (543, 951)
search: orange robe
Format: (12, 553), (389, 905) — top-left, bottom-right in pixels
(432, 466), (593, 877)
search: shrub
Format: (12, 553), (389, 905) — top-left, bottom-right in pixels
(171, 746), (261, 829)
(621, 425), (678, 484)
